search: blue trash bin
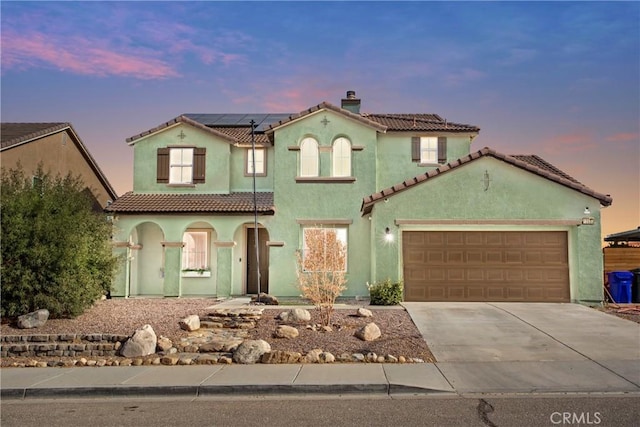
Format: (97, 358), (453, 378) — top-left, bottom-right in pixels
(607, 271), (634, 304)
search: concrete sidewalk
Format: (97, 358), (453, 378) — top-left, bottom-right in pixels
(1, 363), (454, 399)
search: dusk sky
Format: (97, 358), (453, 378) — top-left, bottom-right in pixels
(2, 1), (638, 241)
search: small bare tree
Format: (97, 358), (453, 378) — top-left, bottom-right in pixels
(296, 228), (347, 327)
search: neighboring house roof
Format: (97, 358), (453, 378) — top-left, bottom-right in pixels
(105, 192), (275, 214)
(605, 227), (640, 242)
(1, 122), (118, 201)
(361, 147), (613, 215)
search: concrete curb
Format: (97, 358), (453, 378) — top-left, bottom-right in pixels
(1, 383), (450, 400)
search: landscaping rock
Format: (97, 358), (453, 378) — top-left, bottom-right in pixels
(278, 308), (311, 323)
(261, 350), (302, 364)
(161, 354), (180, 365)
(318, 352), (335, 363)
(303, 348), (323, 363)
(17, 309), (49, 329)
(251, 293), (279, 305)
(232, 340), (271, 364)
(274, 325), (299, 339)
(120, 324), (157, 357)
(156, 336), (173, 352)
(179, 314), (200, 332)
(355, 322), (381, 341)
(356, 308), (373, 318)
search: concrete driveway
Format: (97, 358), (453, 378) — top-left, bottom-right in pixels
(403, 302), (640, 393)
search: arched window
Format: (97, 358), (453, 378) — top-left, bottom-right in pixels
(332, 137), (351, 177)
(300, 137), (319, 177)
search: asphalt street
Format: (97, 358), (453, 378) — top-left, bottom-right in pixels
(2, 395), (638, 427)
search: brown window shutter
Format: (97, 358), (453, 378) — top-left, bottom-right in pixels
(157, 148), (169, 183)
(411, 137), (420, 162)
(437, 137), (447, 164)
(193, 147), (206, 184)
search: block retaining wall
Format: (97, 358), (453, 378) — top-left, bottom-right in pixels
(0, 334), (129, 358)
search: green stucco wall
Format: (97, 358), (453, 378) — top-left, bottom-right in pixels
(369, 157), (604, 303)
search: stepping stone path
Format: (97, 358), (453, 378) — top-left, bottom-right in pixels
(170, 308), (264, 365)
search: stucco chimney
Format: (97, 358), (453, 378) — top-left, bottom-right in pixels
(341, 90), (361, 114)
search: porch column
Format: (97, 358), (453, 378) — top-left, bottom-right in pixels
(110, 242), (129, 297)
(215, 241), (236, 297)
(162, 241), (184, 297)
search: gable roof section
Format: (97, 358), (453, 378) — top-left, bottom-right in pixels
(363, 113), (480, 133)
(128, 105), (480, 147)
(265, 102), (388, 133)
(105, 192), (274, 214)
(361, 147), (612, 215)
(126, 115), (239, 145)
(2, 122), (70, 149)
(1, 122), (118, 201)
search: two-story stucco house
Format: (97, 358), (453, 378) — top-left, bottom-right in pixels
(106, 91), (612, 304)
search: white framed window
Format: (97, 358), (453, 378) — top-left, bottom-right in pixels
(247, 148), (266, 176)
(332, 137), (351, 177)
(420, 137), (438, 164)
(302, 226), (348, 272)
(182, 230), (209, 271)
(170, 148), (194, 184)
(300, 137), (319, 177)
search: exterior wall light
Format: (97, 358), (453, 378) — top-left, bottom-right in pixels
(385, 227), (394, 242)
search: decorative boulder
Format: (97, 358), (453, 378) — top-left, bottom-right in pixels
(274, 325), (299, 339)
(251, 293), (279, 305)
(17, 309), (49, 329)
(179, 314), (200, 331)
(278, 308), (311, 323)
(356, 308), (373, 318)
(120, 324), (157, 358)
(355, 322), (381, 341)
(232, 340), (271, 364)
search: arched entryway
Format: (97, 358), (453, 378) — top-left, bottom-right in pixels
(129, 222), (164, 296)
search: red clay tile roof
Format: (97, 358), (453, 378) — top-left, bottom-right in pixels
(127, 105), (480, 147)
(207, 127), (270, 145)
(511, 154), (581, 184)
(363, 114), (480, 132)
(361, 147), (612, 215)
(105, 192), (274, 214)
(264, 102), (388, 133)
(1, 122), (70, 149)
(126, 115), (238, 145)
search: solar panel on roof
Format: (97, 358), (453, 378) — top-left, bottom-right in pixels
(184, 113), (294, 130)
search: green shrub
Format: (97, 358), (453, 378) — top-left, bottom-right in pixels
(368, 279), (403, 305)
(1, 165), (118, 318)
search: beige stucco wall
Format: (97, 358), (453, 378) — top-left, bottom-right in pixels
(0, 130), (115, 208)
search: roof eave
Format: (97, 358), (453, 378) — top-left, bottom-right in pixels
(126, 115), (238, 145)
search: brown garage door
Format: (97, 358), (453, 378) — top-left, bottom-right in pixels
(403, 231), (569, 302)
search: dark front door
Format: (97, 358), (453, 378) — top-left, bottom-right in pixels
(247, 227), (269, 294)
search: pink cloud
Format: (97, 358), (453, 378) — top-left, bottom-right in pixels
(2, 30), (179, 79)
(606, 132), (639, 143)
(543, 132), (596, 154)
